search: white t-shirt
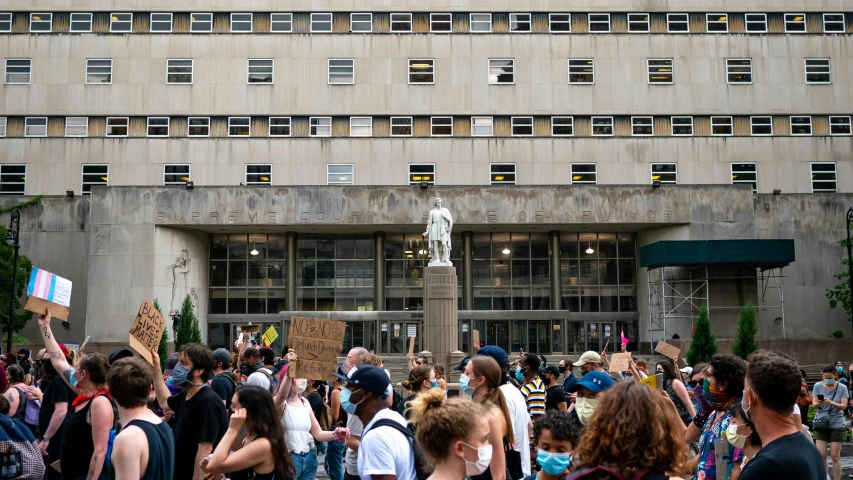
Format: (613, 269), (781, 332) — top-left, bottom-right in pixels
(246, 370), (271, 390)
(358, 409), (417, 480)
(500, 383), (532, 477)
(345, 413), (364, 475)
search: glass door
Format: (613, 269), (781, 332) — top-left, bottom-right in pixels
(487, 320), (511, 354)
(569, 322), (585, 354)
(459, 320), (472, 353)
(586, 322), (600, 352)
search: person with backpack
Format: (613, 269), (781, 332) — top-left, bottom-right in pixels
(569, 381), (691, 480)
(240, 347), (277, 393)
(0, 394), (45, 479)
(108, 357), (175, 480)
(211, 348), (236, 410)
(37, 309), (115, 480)
(522, 411), (578, 480)
(334, 363), (417, 480)
(407, 386), (490, 480)
(4, 364), (41, 437)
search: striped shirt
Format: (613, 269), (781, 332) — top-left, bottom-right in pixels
(520, 377), (546, 417)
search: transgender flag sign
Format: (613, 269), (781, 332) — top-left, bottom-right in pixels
(27, 268), (72, 308)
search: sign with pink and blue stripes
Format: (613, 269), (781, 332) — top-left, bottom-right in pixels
(27, 268), (72, 308)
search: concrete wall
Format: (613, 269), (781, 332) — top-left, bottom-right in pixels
(153, 227), (209, 342)
(670, 338), (853, 367)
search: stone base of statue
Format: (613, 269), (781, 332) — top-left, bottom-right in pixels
(423, 266), (458, 371)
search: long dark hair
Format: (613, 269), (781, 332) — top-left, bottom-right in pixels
(656, 359), (679, 385)
(235, 385), (294, 480)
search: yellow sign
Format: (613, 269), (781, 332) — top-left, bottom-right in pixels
(640, 373), (665, 390)
(262, 325), (279, 346)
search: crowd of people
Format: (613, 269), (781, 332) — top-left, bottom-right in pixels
(0, 307), (849, 480)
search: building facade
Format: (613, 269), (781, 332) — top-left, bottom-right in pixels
(1, 1), (852, 355)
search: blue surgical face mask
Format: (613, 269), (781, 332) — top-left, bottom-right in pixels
(837, 367), (844, 373)
(431, 380), (439, 388)
(170, 364), (194, 387)
(341, 387), (364, 415)
(459, 374), (477, 396)
(68, 367), (79, 387)
(536, 450), (572, 475)
(824, 378), (835, 386)
(515, 366), (527, 382)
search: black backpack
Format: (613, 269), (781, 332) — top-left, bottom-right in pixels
(371, 419), (433, 480)
(567, 467), (670, 480)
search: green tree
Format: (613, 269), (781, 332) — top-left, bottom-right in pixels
(153, 298), (170, 369)
(732, 302), (759, 359)
(826, 236), (852, 319)
(175, 294), (201, 349)
(686, 305), (717, 366)
(0, 224), (34, 338)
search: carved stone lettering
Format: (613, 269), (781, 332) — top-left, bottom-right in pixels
(647, 211), (656, 221)
(267, 212), (276, 223)
(174, 212), (183, 222)
(248, 212), (258, 223)
(469, 211), (480, 222)
(601, 210), (612, 220)
(664, 211), (672, 221)
(629, 211), (638, 220)
(582, 211), (592, 221)
(488, 211), (497, 222)
(518, 211), (527, 221)
(191, 212), (200, 223)
(682, 211), (690, 221)
(333, 211), (342, 220)
(562, 210), (573, 221)
(535, 211), (544, 221)
(155, 212), (164, 223)
(351, 212), (360, 222)
(228, 212), (237, 224)
(316, 212), (325, 220)
(210, 212), (220, 223)
(429, 285), (455, 299)
(301, 212), (310, 221)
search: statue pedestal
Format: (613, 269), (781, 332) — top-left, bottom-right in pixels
(423, 266), (458, 371)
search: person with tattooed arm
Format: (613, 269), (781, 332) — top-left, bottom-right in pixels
(38, 308), (114, 480)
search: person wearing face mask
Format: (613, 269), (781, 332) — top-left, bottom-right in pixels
(655, 360), (695, 426)
(558, 359), (578, 396)
(834, 361), (849, 386)
(521, 411), (578, 480)
(151, 342), (228, 480)
(684, 354), (746, 480)
(399, 364), (437, 420)
(17, 348), (33, 386)
(541, 366), (567, 413)
(567, 371), (614, 427)
(727, 403), (762, 470)
(574, 351), (621, 384)
(36, 342), (71, 480)
(38, 309), (115, 480)
(811, 364), (850, 480)
(408, 387), (490, 480)
(275, 350), (350, 480)
(240, 347), (277, 393)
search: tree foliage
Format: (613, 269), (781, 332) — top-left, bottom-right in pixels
(826, 237), (853, 319)
(732, 302), (759, 359)
(153, 298), (170, 369)
(686, 305), (717, 366)
(0, 224), (34, 338)
(175, 294), (201, 350)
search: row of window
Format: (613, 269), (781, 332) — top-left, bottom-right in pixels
(6, 12), (849, 34)
(0, 161), (838, 195)
(3, 57), (836, 86)
(5, 115), (851, 138)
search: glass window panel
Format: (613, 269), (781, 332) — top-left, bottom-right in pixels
(511, 259), (530, 285)
(617, 234), (635, 258)
(493, 259), (510, 286)
(531, 259), (549, 285)
(229, 234), (248, 259)
(209, 261), (227, 286)
(560, 233), (579, 258)
(228, 290), (247, 314)
(356, 238), (373, 259)
(579, 260), (598, 285)
(247, 260), (266, 286)
(316, 260), (335, 286)
(210, 234), (228, 259)
(248, 290), (265, 314)
(298, 260), (316, 286)
(267, 261), (285, 287)
(209, 289), (227, 314)
(228, 261), (248, 287)
(317, 239), (335, 259)
(601, 259), (619, 285)
(268, 235), (285, 259)
(337, 239), (355, 259)
(511, 233), (530, 258)
(598, 233), (617, 258)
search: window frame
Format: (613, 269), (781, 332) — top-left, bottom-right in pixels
(0, 117), (7, 137)
(627, 13), (650, 33)
(391, 117), (413, 137)
(190, 13), (213, 32)
(270, 13), (293, 33)
(247, 58), (274, 85)
(309, 117), (332, 137)
(408, 59), (435, 85)
(187, 117), (211, 137)
(784, 13), (806, 33)
(805, 58), (831, 84)
(591, 116), (614, 137)
(745, 13), (767, 33)
(390, 13), (412, 32)
(166, 58), (193, 84)
(651, 163), (678, 184)
(106, 117), (129, 137)
(230, 13), (253, 33)
(311, 13), (333, 32)
(163, 164), (191, 185)
(731, 163), (758, 193)
(150, 13), (173, 33)
(431, 117), (453, 137)
(706, 13), (728, 32)
(471, 116), (494, 137)
(489, 163), (517, 185)
(268, 117), (291, 137)
(750, 116), (773, 136)
(110, 12), (133, 32)
(790, 116), (812, 136)
(327, 164), (355, 185)
(549, 14), (571, 33)
(24, 117), (47, 137)
(588, 13), (610, 32)
(551, 116), (574, 137)
(823, 13), (845, 33)
(470, 13), (492, 33)
(810, 162), (837, 193)
(147, 117), (170, 137)
(5, 59), (32, 85)
(571, 163), (597, 185)
(631, 116), (654, 136)
(65, 117), (89, 137)
(568, 58), (594, 84)
(228, 117), (251, 137)
(408, 163), (435, 185)
(666, 13), (688, 32)
(30, 13), (52, 32)
(488, 58), (515, 85)
(245, 164), (272, 186)
(350, 13), (372, 32)
(328, 58), (355, 85)
(0, 13), (10, 33)
(711, 116), (734, 137)
(0, 164), (26, 196)
(430, 13), (452, 33)
(70, 12), (93, 32)
(511, 116), (534, 137)
(671, 116), (693, 136)
(829, 116), (852, 136)
(350, 117), (373, 137)
(509, 13), (531, 32)
(726, 58), (753, 85)
(85, 58), (113, 85)
(648, 58), (674, 84)
(81, 164), (109, 195)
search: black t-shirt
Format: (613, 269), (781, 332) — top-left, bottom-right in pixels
(306, 391), (325, 420)
(545, 384), (567, 411)
(38, 376), (73, 437)
(167, 386), (228, 480)
(210, 373), (235, 411)
(739, 432), (826, 480)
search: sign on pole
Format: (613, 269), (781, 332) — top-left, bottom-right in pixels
(24, 268), (72, 321)
(288, 316), (346, 380)
(128, 298), (166, 365)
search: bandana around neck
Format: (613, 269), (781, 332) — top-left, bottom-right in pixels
(72, 388), (111, 407)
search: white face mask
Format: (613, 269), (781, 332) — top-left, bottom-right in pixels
(726, 424), (748, 449)
(461, 442), (492, 476)
(575, 397), (598, 425)
(295, 378), (308, 393)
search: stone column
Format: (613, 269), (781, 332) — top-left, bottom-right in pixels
(462, 231), (474, 310)
(373, 231), (385, 311)
(423, 266), (459, 370)
(286, 232), (297, 311)
(549, 230), (562, 309)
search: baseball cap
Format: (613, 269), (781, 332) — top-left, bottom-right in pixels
(108, 347), (134, 365)
(476, 346), (508, 368)
(679, 366), (693, 375)
(569, 371), (614, 393)
(163, 352), (179, 376)
(454, 355), (472, 372)
(213, 348), (232, 367)
(333, 364), (392, 399)
(542, 365), (560, 377)
(574, 351), (602, 368)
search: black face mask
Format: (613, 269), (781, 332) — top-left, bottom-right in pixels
(558, 366), (567, 374)
(240, 362), (263, 376)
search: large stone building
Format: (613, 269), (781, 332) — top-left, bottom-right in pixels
(1, 1), (852, 357)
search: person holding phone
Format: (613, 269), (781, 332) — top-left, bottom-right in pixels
(812, 365), (850, 480)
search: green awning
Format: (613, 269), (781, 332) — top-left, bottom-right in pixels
(639, 240), (795, 270)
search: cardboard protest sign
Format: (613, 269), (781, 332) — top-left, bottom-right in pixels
(609, 352), (632, 372)
(240, 325), (261, 334)
(408, 335), (416, 356)
(64, 343), (80, 355)
(640, 373), (665, 390)
(24, 268), (72, 321)
(128, 298), (166, 365)
(654, 340), (681, 361)
(473, 330), (480, 349)
(262, 325), (279, 346)
(288, 316), (345, 380)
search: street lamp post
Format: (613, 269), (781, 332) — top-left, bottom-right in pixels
(6, 209), (20, 355)
(847, 208), (853, 325)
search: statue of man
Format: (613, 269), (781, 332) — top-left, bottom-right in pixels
(424, 198), (454, 265)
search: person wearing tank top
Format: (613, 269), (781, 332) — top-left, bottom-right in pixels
(108, 357), (175, 480)
(203, 385), (295, 480)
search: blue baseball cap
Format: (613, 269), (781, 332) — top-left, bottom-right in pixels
(569, 371), (614, 393)
(454, 355), (472, 372)
(476, 346), (509, 368)
(333, 364), (392, 399)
